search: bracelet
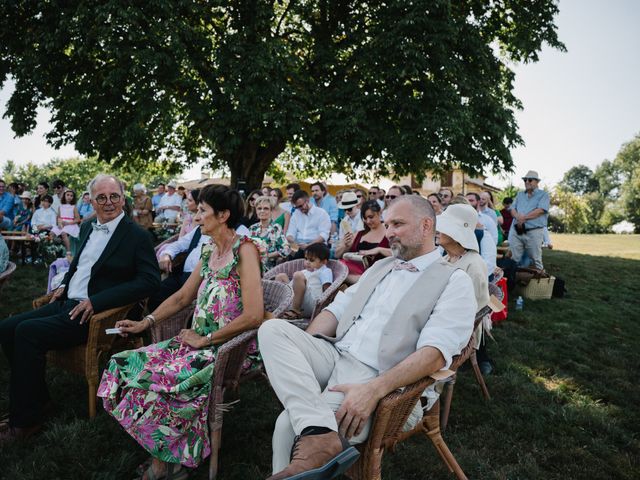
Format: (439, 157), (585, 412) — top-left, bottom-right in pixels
(206, 332), (213, 346)
(144, 314), (156, 329)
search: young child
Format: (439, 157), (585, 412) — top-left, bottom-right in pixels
(51, 189), (81, 257)
(12, 191), (33, 232)
(78, 192), (95, 220)
(276, 243), (333, 319)
(30, 194), (57, 234)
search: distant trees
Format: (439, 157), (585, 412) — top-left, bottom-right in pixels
(552, 133), (640, 233)
(1, 157), (169, 195)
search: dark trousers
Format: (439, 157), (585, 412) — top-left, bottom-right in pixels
(147, 271), (192, 312)
(0, 299), (87, 428)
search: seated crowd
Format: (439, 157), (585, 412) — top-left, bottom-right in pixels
(0, 172), (549, 480)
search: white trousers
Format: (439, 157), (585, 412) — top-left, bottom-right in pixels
(258, 319), (422, 473)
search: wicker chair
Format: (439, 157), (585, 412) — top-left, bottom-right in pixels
(263, 259), (348, 328)
(154, 233), (179, 255)
(345, 335), (476, 480)
(439, 282), (505, 431)
(0, 261), (17, 298)
(149, 279), (294, 480)
(33, 293), (141, 418)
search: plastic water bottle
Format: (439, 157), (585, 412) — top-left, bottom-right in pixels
(329, 232), (338, 259)
(515, 296), (524, 311)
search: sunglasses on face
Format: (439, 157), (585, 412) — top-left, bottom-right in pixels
(385, 195), (397, 200)
(95, 193), (122, 205)
(524, 178), (536, 182)
(356, 195), (362, 199)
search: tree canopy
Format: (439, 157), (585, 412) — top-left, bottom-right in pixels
(560, 165), (599, 195)
(1, 1), (564, 190)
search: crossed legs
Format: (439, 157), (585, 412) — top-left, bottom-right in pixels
(258, 319), (378, 473)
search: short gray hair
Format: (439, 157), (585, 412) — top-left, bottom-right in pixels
(87, 174), (125, 199)
(255, 195), (275, 209)
(393, 194), (436, 224)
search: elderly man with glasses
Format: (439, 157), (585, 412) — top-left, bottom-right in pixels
(508, 170), (550, 270)
(0, 174), (160, 444)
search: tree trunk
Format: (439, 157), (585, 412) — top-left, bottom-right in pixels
(227, 139), (287, 194)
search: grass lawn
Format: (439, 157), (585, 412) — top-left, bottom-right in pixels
(1, 236), (639, 479)
(551, 233), (640, 260)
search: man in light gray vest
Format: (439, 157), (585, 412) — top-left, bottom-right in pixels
(259, 195), (477, 480)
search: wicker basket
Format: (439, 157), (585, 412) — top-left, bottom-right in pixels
(516, 275), (555, 300)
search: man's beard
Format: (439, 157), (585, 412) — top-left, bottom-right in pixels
(389, 233), (423, 260)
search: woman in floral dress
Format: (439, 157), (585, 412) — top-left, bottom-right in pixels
(98, 185), (264, 480)
(249, 196), (290, 269)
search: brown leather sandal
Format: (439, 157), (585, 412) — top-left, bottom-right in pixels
(281, 308), (303, 320)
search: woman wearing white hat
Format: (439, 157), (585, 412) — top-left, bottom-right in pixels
(437, 203), (496, 373)
(436, 204), (490, 317)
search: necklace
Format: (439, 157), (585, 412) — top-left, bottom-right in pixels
(208, 233), (237, 272)
(213, 232), (237, 259)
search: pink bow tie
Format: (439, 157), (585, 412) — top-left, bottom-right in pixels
(393, 260), (419, 272)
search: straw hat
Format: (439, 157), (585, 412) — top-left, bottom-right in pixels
(19, 191), (33, 200)
(522, 170), (541, 181)
(436, 204), (479, 252)
(337, 191), (359, 209)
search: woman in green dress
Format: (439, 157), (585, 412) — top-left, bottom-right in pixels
(98, 184), (264, 480)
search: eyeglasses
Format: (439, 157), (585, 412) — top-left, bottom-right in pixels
(385, 195), (398, 200)
(95, 193), (122, 205)
(294, 202), (308, 210)
(356, 195), (362, 199)
(249, 197), (257, 202)
(524, 178), (536, 182)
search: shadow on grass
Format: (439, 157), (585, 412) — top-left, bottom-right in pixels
(1, 251), (639, 479)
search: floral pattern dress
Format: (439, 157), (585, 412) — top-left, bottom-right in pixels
(98, 236), (264, 468)
(249, 221), (290, 269)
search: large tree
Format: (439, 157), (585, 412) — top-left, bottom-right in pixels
(0, 1), (564, 189)
(560, 164), (599, 195)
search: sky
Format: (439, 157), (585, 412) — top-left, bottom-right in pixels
(1, 0), (639, 188)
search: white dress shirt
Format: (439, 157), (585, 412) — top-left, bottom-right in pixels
(51, 194), (61, 215)
(327, 249), (476, 370)
(286, 205), (331, 244)
(163, 225), (250, 274)
(479, 231), (497, 274)
(478, 209), (499, 245)
(67, 212), (125, 300)
(156, 192), (183, 221)
(31, 207), (57, 231)
(163, 227), (210, 274)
